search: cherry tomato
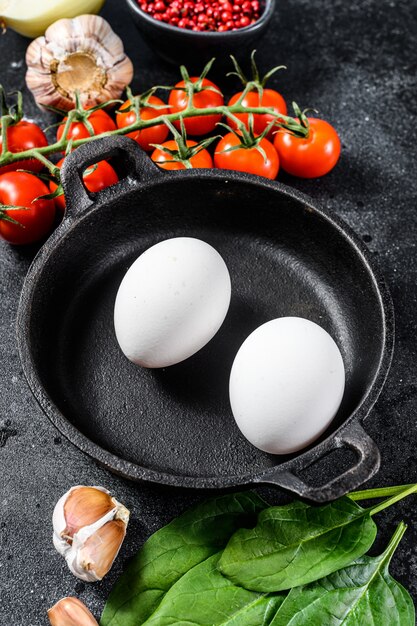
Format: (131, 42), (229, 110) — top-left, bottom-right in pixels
(56, 109), (117, 144)
(0, 120), (48, 174)
(273, 118), (341, 178)
(151, 140), (213, 170)
(116, 96), (169, 152)
(49, 158), (119, 213)
(228, 89), (287, 138)
(0, 172), (55, 245)
(168, 78), (224, 135)
(214, 133), (279, 179)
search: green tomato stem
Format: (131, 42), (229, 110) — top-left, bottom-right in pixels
(0, 114), (11, 157)
(30, 151), (58, 175)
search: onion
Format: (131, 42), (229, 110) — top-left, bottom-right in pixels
(0, 0), (105, 38)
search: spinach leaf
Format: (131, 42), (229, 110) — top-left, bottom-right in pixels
(101, 492), (266, 626)
(219, 483), (417, 593)
(269, 522), (414, 626)
(218, 497), (377, 591)
(142, 553), (286, 626)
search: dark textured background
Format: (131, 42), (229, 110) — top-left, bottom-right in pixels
(0, 0), (416, 623)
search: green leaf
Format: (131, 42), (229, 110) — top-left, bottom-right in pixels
(218, 497), (377, 592)
(269, 522), (415, 626)
(141, 553), (285, 626)
(101, 492), (267, 626)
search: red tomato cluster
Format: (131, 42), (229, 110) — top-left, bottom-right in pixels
(0, 111), (121, 245)
(138, 0), (260, 31)
(0, 65), (341, 246)
(145, 75), (341, 181)
(0, 120), (54, 244)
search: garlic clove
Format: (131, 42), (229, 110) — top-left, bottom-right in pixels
(47, 597), (98, 626)
(62, 486), (116, 539)
(52, 485), (130, 581)
(68, 519), (128, 582)
(52, 485), (116, 555)
(0, 0), (106, 39)
(25, 14), (133, 111)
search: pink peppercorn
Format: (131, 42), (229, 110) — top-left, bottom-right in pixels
(137, 0), (261, 30)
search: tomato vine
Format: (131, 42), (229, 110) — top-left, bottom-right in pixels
(0, 58), (309, 173)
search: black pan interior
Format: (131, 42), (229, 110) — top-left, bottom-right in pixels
(27, 175), (385, 479)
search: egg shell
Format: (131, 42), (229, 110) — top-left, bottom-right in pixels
(229, 317), (345, 455)
(114, 237), (231, 368)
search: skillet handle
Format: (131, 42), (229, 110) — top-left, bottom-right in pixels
(254, 421), (380, 503)
(60, 135), (163, 219)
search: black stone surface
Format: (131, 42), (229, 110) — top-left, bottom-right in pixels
(0, 0), (416, 623)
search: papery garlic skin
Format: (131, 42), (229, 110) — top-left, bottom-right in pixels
(26, 14), (134, 111)
(0, 0), (105, 39)
(53, 485), (130, 582)
(48, 596), (98, 626)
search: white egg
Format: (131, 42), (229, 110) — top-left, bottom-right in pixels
(229, 317), (345, 455)
(114, 237), (231, 368)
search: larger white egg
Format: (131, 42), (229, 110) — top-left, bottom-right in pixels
(114, 237), (231, 368)
(229, 317), (345, 455)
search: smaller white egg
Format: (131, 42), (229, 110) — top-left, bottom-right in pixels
(114, 237), (231, 368)
(229, 317), (345, 455)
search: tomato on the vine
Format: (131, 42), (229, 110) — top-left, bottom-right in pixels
(168, 77), (224, 136)
(274, 118), (341, 178)
(56, 109), (117, 144)
(151, 140), (213, 170)
(0, 120), (48, 174)
(117, 95), (169, 152)
(0, 172), (55, 245)
(227, 52), (287, 139)
(214, 133), (279, 179)
(49, 158), (119, 213)
(228, 90), (287, 138)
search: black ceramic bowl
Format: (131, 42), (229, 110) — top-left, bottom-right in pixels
(125, 0), (275, 67)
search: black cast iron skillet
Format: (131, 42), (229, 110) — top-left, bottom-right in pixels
(17, 136), (394, 503)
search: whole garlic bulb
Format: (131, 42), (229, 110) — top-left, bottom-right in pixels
(53, 485), (129, 582)
(26, 14), (134, 111)
(48, 597), (98, 626)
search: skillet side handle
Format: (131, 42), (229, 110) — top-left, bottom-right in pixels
(60, 135), (163, 219)
(254, 421), (380, 503)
